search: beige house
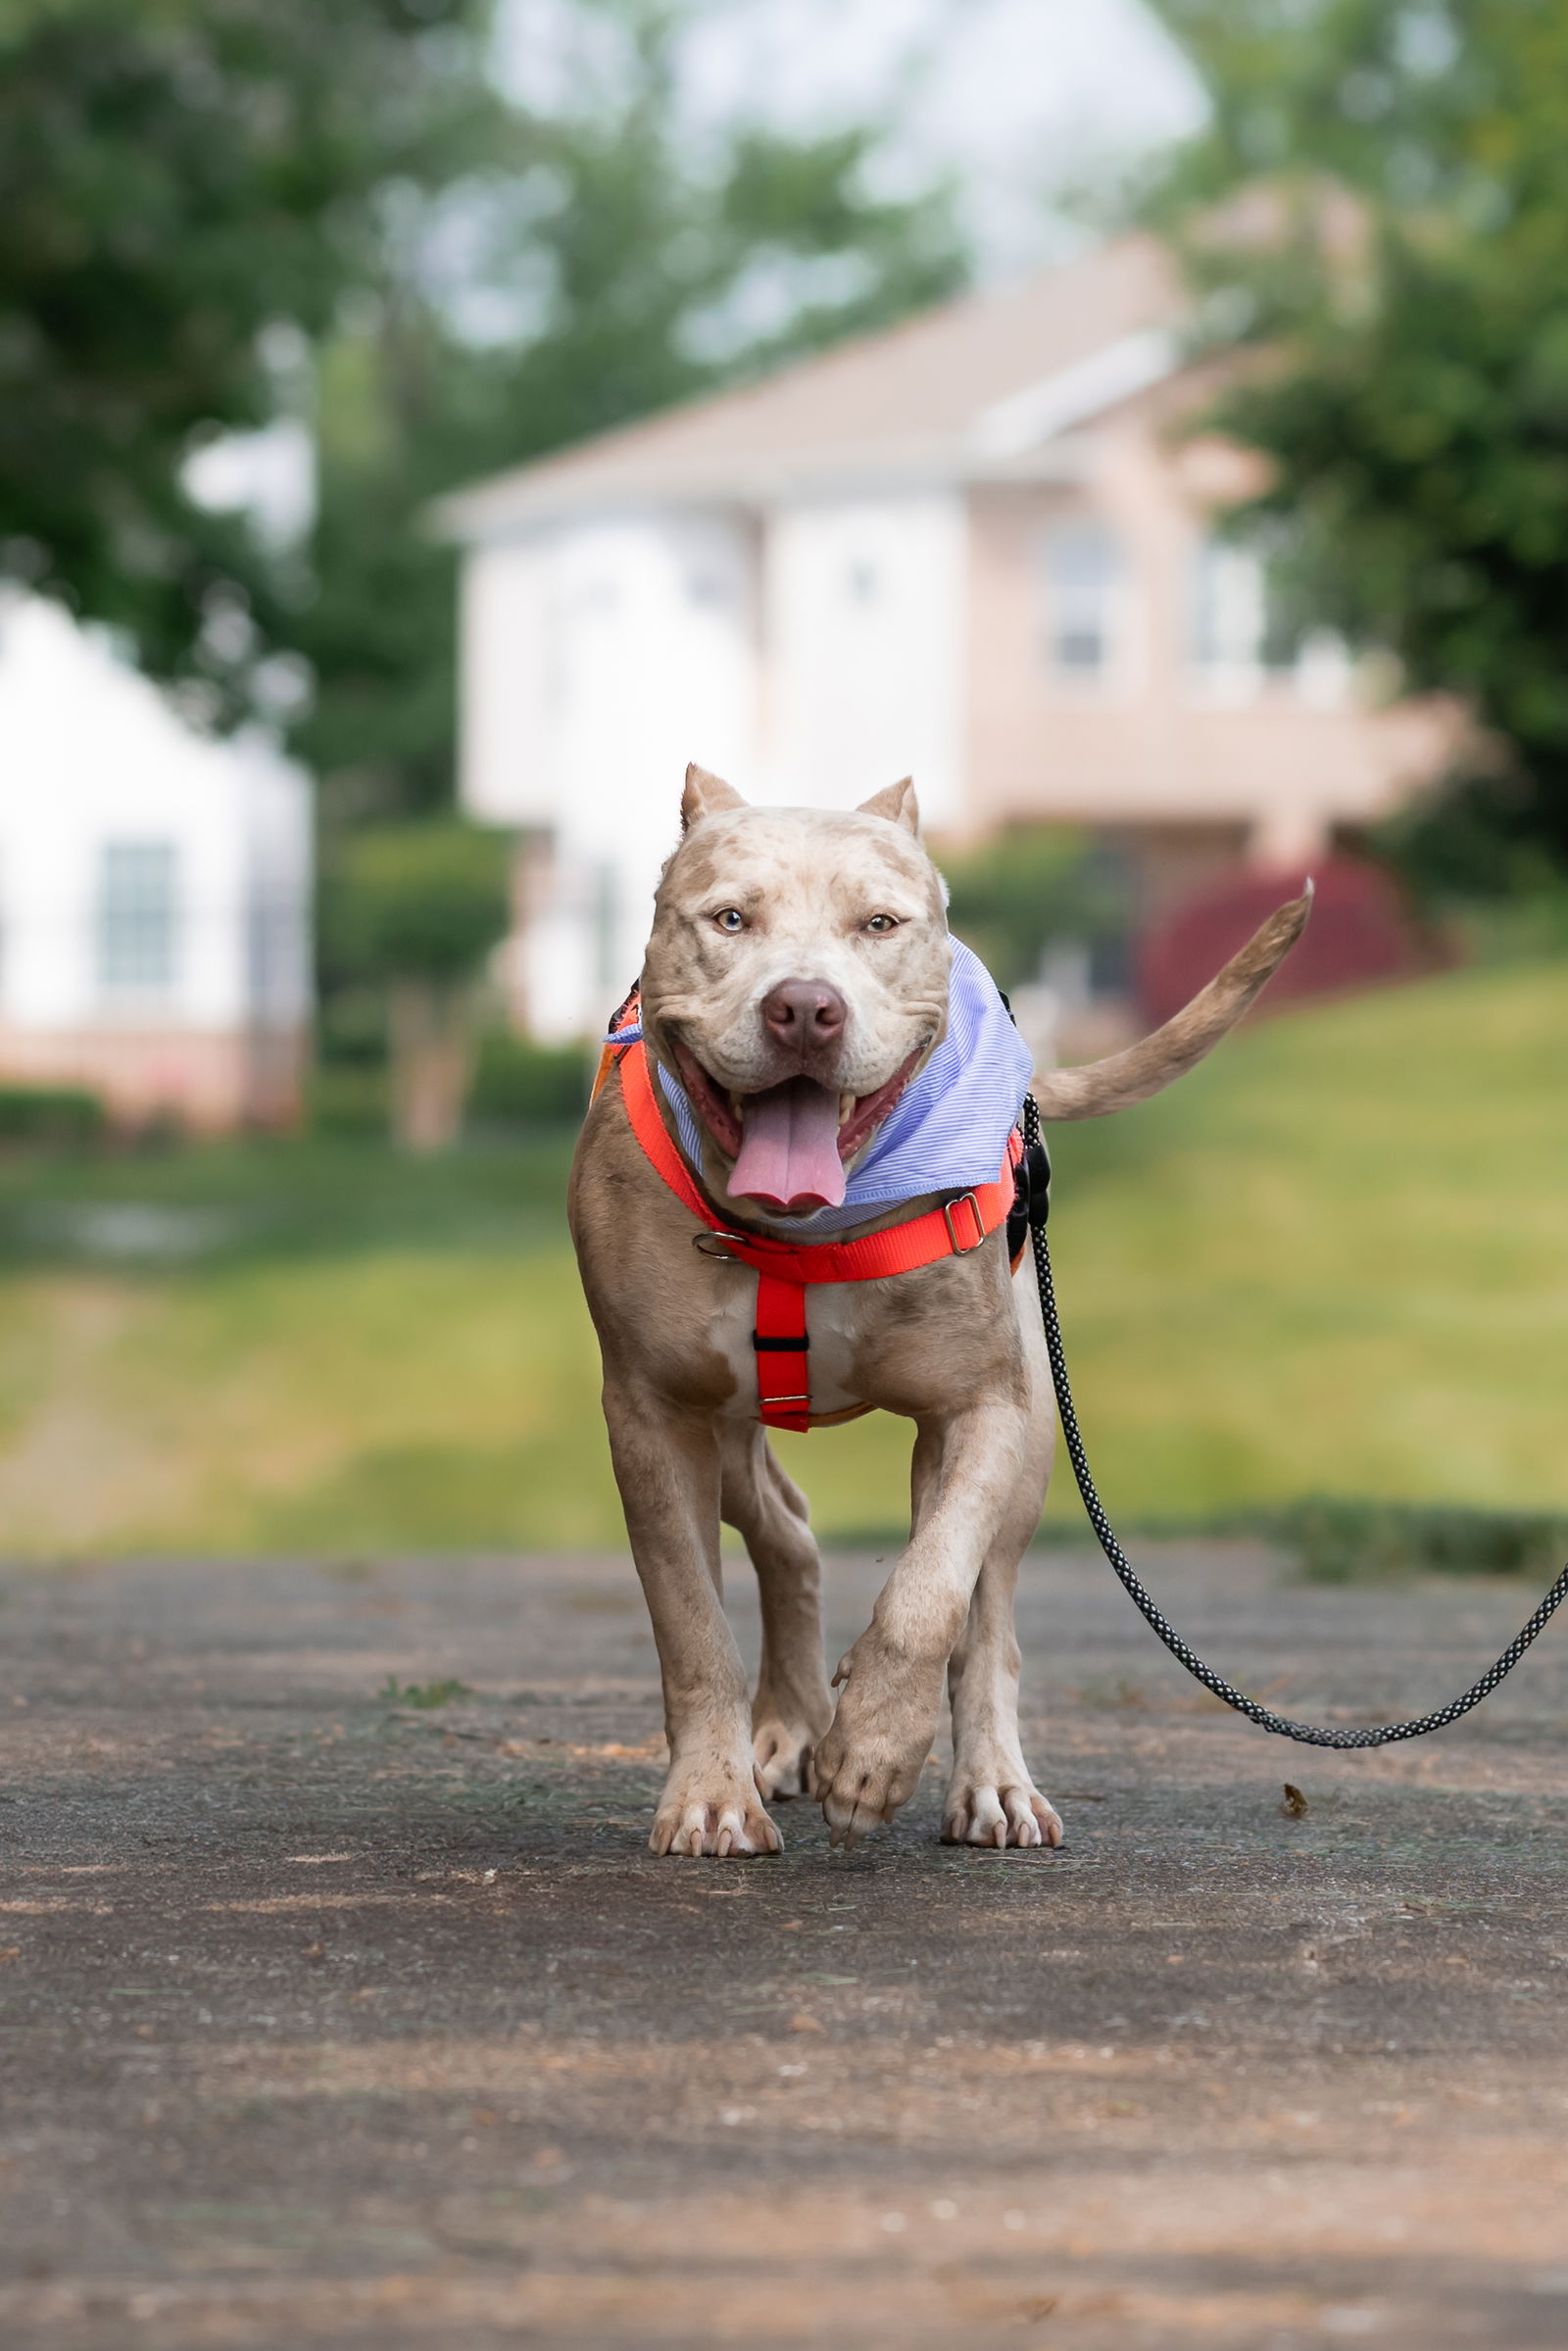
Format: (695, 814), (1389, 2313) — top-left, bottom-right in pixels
(439, 235), (1453, 1041)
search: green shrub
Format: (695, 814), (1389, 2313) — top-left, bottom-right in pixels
(467, 1030), (589, 1128)
(940, 823), (1127, 993)
(316, 984), (387, 1069)
(1458, 887), (1568, 970)
(0, 1086), (106, 1150)
(306, 1065), (388, 1140)
(1268, 1496), (1568, 1584)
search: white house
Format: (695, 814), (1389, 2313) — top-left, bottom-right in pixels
(437, 234), (1457, 1042)
(0, 592), (313, 1130)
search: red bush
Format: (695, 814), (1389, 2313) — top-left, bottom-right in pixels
(1138, 857), (1438, 1028)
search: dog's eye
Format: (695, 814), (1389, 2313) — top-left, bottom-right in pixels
(863, 913), (901, 935)
(711, 907), (746, 935)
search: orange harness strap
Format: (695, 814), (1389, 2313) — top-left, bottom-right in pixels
(612, 1036), (1020, 1434)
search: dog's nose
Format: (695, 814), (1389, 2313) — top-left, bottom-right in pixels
(760, 979), (847, 1054)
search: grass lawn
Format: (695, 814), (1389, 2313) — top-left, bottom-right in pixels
(0, 955), (1563, 1557)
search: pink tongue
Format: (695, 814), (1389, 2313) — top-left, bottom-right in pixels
(729, 1078), (847, 1211)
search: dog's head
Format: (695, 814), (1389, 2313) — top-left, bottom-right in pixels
(639, 765), (951, 1215)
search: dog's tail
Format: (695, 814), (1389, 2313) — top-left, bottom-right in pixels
(1032, 883), (1313, 1122)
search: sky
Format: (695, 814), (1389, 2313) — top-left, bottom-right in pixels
(498, 0), (1207, 280)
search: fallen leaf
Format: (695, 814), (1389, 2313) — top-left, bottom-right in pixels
(1281, 1784), (1309, 1819)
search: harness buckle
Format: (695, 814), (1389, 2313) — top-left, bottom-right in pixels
(942, 1192), (986, 1255)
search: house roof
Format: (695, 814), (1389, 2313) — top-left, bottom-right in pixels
(436, 234), (1188, 540)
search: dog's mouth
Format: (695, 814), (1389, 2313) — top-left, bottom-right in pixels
(671, 1043), (926, 1213)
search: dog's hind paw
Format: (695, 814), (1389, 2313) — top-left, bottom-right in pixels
(650, 1763), (782, 1859)
(752, 1719), (820, 1802)
(941, 1776), (1063, 1851)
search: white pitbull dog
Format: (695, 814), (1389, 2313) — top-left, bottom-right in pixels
(568, 765), (1309, 1858)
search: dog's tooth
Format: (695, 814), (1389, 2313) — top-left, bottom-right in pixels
(839, 1093), (855, 1126)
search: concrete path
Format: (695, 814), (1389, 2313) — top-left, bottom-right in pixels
(2, 1543), (1566, 2349)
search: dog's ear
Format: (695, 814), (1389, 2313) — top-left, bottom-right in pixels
(681, 762), (747, 832)
(857, 777), (920, 836)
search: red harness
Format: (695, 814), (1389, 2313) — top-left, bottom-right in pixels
(597, 1018), (1021, 1434)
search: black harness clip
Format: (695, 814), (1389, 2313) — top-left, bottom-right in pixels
(1007, 1121), (1052, 1261)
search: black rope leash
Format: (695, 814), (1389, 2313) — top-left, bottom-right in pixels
(1019, 1093), (1568, 1749)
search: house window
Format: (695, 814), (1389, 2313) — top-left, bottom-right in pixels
(99, 840), (179, 998)
(246, 884), (299, 1022)
(1190, 536), (1302, 686)
(1042, 522), (1123, 682)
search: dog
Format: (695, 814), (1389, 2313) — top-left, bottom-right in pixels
(568, 764), (1310, 1857)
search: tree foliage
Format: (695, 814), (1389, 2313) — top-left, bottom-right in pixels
(0, 0), (495, 726)
(1, 0), (966, 818)
(292, 5), (966, 823)
(327, 819), (512, 982)
(941, 827), (1125, 995)
(1148, 0), (1568, 873)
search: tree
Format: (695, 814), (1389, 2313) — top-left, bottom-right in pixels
(941, 827), (1126, 995)
(3, 0), (967, 822)
(292, 2), (968, 825)
(4, 0), (972, 1130)
(0, 0), (498, 726)
(1147, 0), (1568, 877)
(327, 818), (513, 1149)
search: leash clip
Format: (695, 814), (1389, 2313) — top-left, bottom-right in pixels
(941, 1192), (986, 1255)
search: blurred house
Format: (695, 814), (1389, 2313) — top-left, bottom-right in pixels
(438, 235), (1457, 1043)
(0, 593), (312, 1131)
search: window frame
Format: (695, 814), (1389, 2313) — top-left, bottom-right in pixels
(1040, 517), (1128, 693)
(97, 837), (181, 1004)
(1187, 531), (1315, 701)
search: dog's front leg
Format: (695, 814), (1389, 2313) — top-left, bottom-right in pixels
(942, 1281), (1064, 1849)
(813, 1396), (1033, 1845)
(603, 1377), (782, 1859)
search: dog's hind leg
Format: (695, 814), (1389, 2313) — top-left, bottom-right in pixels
(939, 1276), (1063, 1850)
(719, 1424), (834, 1802)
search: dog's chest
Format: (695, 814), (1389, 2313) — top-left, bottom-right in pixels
(707, 1272), (876, 1420)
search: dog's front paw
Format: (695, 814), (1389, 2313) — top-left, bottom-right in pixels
(814, 1636), (943, 1847)
(942, 1771), (1063, 1851)
(651, 1756), (782, 1858)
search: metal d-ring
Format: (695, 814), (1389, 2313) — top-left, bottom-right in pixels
(691, 1230), (749, 1261)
